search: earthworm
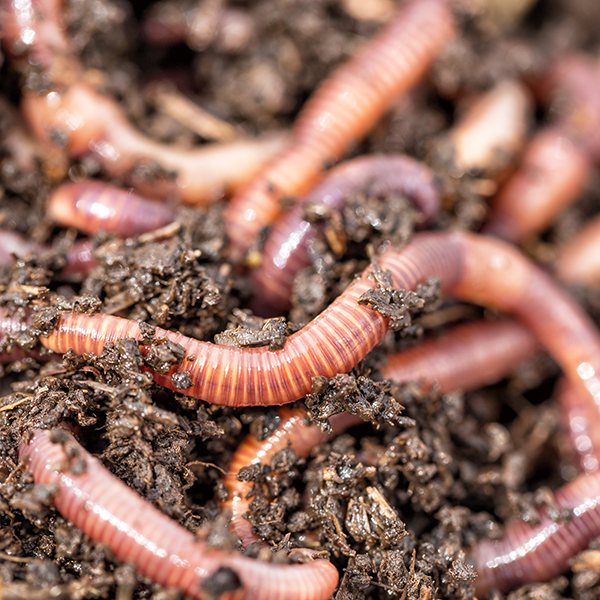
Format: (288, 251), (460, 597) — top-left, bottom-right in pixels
(482, 126), (591, 242)
(554, 209), (600, 286)
(0, 0), (284, 204)
(224, 409), (361, 547)
(556, 378), (600, 474)
(20, 428), (339, 600)
(250, 154), (440, 315)
(446, 80), (532, 176)
(35, 231), (600, 410)
(0, 229), (95, 276)
(224, 0), (456, 262)
(47, 180), (176, 237)
(483, 55), (600, 242)
(224, 319), (538, 546)
(381, 319), (539, 392)
(473, 469), (600, 595)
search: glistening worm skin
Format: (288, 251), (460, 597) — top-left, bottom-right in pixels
(224, 0), (456, 262)
(47, 180), (176, 237)
(37, 231), (600, 410)
(555, 214), (600, 286)
(251, 154), (440, 315)
(473, 471), (600, 595)
(20, 429), (339, 600)
(224, 320), (538, 546)
(0, 0), (284, 205)
(557, 377), (600, 474)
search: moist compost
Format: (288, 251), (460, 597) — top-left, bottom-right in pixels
(1, 0), (600, 599)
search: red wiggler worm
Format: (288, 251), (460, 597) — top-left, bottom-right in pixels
(0, 0), (284, 204)
(224, 319), (538, 546)
(484, 54), (600, 242)
(223, 409), (361, 547)
(380, 319), (539, 392)
(35, 231), (600, 410)
(557, 377), (600, 474)
(482, 126), (591, 242)
(473, 470), (600, 595)
(250, 154), (440, 315)
(224, 0), (456, 262)
(0, 229), (95, 276)
(20, 428), (339, 600)
(47, 180), (177, 237)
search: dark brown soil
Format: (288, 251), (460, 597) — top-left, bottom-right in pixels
(1, 0), (600, 599)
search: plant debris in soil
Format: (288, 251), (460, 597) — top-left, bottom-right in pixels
(1, 0), (600, 599)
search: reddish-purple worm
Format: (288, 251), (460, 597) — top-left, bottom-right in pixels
(20, 428), (339, 600)
(250, 154), (440, 315)
(33, 231), (600, 413)
(47, 180), (177, 237)
(224, 319), (538, 546)
(224, 0), (456, 262)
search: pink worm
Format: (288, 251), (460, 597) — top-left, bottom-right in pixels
(0, 0), (283, 205)
(20, 428), (339, 600)
(473, 470), (600, 595)
(33, 231), (600, 413)
(47, 180), (176, 237)
(224, 319), (538, 546)
(250, 154), (440, 316)
(0, 229), (96, 276)
(224, 0), (456, 262)
(484, 54), (600, 243)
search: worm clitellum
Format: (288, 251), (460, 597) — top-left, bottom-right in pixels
(0, 0), (284, 204)
(224, 319), (538, 546)
(251, 154), (440, 315)
(47, 180), (177, 237)
(224, 0), (456, 262)
(35, 231), (600, 409)
(20, 428), (339, 600)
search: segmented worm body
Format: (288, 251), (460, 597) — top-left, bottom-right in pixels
(251, 154), (440, 315)
(225, 319), (537, 546)
(473, 470), (600, 595)
(36, 231), (600, 410)
(20, 429), (339, 600)
(47, 180), (176, 236)
(224, 0), (455, 261)
(0, 0), (283, 204)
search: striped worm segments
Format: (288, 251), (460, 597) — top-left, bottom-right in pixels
(37, 231), (600, 409)
(20, 429), (339, 600)
(224, 0), (456, 262)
